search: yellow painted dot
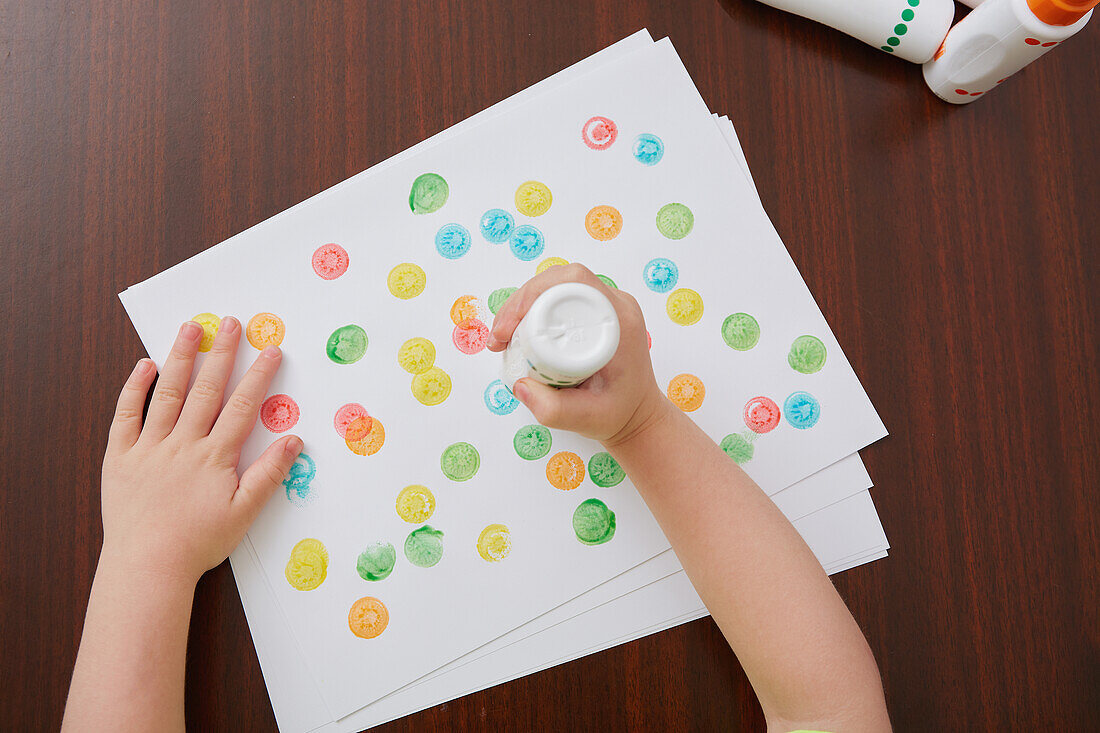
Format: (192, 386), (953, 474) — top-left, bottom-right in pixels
(246, 312), (285, 349)
(477, 524), (512, 562)
(546, 451), (585, 490)
(449, 295), (485, 326)
(584, 205), (623, 241)
(398, 337), (436, 374)
(667, 373), (706, 412)
(537, 256), (569, 274)
(348, 596), (389, 639)
(346, 416), (385, 456)
(192, 313), (220, 352)
(666, 288), (704, 326)
(284, 538), (328, 591)
(515, 180), (553, 217)
(388, 263), (427, 299)
(411, 366), (452, 406)
(396, 484), (436, 523)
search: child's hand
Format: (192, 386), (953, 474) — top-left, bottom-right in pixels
(487, 264), (672, 446)
(101, 317), (302, 585)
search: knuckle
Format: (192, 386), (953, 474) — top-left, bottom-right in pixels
(153, 383), (186, 405)
(113, 406), (143, 423)
(228, 393), (256, 414)
(189, 379), (222, 402)
(263, 460), (288, 486)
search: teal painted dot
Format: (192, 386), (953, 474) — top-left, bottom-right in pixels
(895, 23), (908, 35)
(901, 9), (914, 20)
(887, 37), (900, 46)
(882, 46), (894, 52)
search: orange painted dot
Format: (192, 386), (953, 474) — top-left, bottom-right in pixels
(934, 41), (946, 60)
(346, 415), (385, 456)
(667, 373), (705, 412)
(546, 451), (585, 490)
(246, 312), (285, 349)
(1025, 37), (1040, 45)
(585, 205), (623, 241)
(348, 596), (389, 639)
(449, 295), (482, 326)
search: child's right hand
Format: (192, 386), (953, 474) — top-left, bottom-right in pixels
(487, 264), (672, 446)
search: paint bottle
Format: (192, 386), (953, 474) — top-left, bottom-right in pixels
(501, 283), (620, 390)
(922, 0), (1096, 102)
(753, 0), (956, 63)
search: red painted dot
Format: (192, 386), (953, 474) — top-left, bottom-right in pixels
(333, 403), (370, 438)
(1041, 41), (1057, 47)
(453, 318), (490, 354)
(311, 243), (349, 280)
(970, 91), (983, 96)
(261, 394), (300, 433)
(955, 89), (969, 95)
(743, 396), (781, 434)
(996, 78), (1007, 84)
(581, 116), (618, 150)
(1025, 37), (1041, 45)
(646, 330), (653, 350)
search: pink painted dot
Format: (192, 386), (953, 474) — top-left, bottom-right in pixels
(581, 116), (618, 150)
(1041, 41), (1057, 47)
(312, 243), (349, 280)
(1024, 37), (1041, 45)
(333, 403), (370, 438)
(261, 394), (300, 433)
(453, 318), (490, 354)
(743, 396), (781, 434)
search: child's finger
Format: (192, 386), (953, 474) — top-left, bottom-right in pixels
(208, 346), (283, 457)
(142, 321), (203, 440)
(106, 359), (157, 453)
(511, 377), (601, 431)
(234, 435), (303, 520)
(488, 264), (604, 351)
(175, 317), (242, 437)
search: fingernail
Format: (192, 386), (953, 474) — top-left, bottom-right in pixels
(487, 335), (504, 350)
(135, 358), (153, 375)
(285, 436), (303, 455)
(513, 380), (530, 404)
(262, 345), (281, 359)
(181, 321), (203, 340)
(220, 316), (239, 333)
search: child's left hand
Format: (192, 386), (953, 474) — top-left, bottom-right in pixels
(100, 317), (302, 586)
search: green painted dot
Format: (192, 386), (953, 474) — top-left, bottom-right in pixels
(596, 274), (618, 289)
(882, 46), (895, 52)
(404, 526), (444, 567)
(901, 9), (914, 20)
(655, 203), (694, 240)
(887, 37), (900, 46)
(588, 452), (626, 488)
(513, 425), (552, 461)
(908, 0), (919, 6)
(787, 335), (827, 374)
(356, 542), (396, 581)
(572, 498), (616, 545)
(895, 23), (908, 35)
(720, 433), (754, 464)
(326, 324), (368, 364)
(409, 173), (449, 214)
(488, 287), (517, 315)
(721, 313), (760, 351)
(441, 442), (480, 481)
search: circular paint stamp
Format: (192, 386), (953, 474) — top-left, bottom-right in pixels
(514, 181), (553, 217)
(666, 288), (704, 325)
(572, 498), (616, 545)
(582, 116), (618, 150)
(345, 415), (385, 455)
(537, 256), (569, 274)
(246, 313), (285, 349)
(441, 442), (480, 481)
(667, 373), (705, 412)
(477, 524), (512, 562)
(546, 451), (585, 491)
(409, 172), (449, 214)
(720, 432), (755, 464)
(788, 335), (827, 374)
(514, 424), (552, 461)
(436, 223), (472, 259)
(311, 243), (349, 280)
(743, 396), (781, 434)
(411, 366), (452, 406)
(348, 596), (389, 639)
(784, 391), (821, 429)
(655, 203), (694, 239)
(479, 208), (515, 243)
(722, 313), (760, 351)
(333, 403), (370, 438)
(192, 313), (220, 352)
(449, 295), (487, 326)
(261, 394), (300, 433)
(283, 452), (316, 506)
(588, 452), (625, 488)
(585, 205), (623, 241)
(632, 133), (664, 165)
(285, 538), (327, 591)
(509, 225), (545, 261)
(488, 287), (517, 315)
(484, 379), (519, 415)
(387, 263), (427, 299)
(642, 258), (679, 293)
(396, 484), (436, 524)
(356, 542), (396, 582)
(452, 318), (490, 354)
(326, 324), (368, 364)
(404, 525), (444, 568)
(397, 336), (436, 374)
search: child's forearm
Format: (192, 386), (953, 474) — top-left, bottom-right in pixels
(62, 553), (194, 733)
(607, 402), (890, 732)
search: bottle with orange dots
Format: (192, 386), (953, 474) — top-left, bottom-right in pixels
(923, 0), (1096, 103)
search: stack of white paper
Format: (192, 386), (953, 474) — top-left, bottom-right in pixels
(119, 30), (889, 731)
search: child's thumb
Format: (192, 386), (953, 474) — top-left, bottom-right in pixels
(236, 435), (303, 519)
(512, 378), (569, 428)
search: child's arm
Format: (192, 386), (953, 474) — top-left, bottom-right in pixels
(62, 317), (302, 732)
(489, 265), (890, 733)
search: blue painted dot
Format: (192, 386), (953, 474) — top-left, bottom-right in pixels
(783, 392), (821, 429)
(509, 225), (545, 261)
(484, 379), (519, 415)
(283, 453), (316, 505)
(642, 257), (679, 293)
(479, 208), (514, 244)
(435, 223), (471, 259)
(632, 133), (665, 166)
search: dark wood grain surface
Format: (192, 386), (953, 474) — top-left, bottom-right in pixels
(2, 1), (1097, 730)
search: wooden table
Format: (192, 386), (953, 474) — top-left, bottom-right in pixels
(3, 1), (1097, 729)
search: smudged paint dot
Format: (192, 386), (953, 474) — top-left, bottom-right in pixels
(572, 498), (616, 545)
(396, 485), (436, 523)
(546, 451), (585, 490)
(744, 396), (781, 434)
(193, 313), (220, 352)
(398, 337), (436, 374)
(479, 208), (515, 243)
(247, 313), (285, 349)
(666, 288), (704, 325)
(387, 263), (426, 299)
(509, 225), (545, 260)
(409, 172), (449, 214)
(597, 274), (617, 289)
(514, 181), (553, 217)
(441, 442), (480, 481)
(345, 415), (385, 455)
(585, 205), (623, 241)
(484, 379), (519, 415)
(348, 596), (389, 639)
(488, 287), (517, 315)
(285, 538), (327, 590)
(537, 256), (569, 274)
(333, 403), (370, 438)
(632, 133), (664, 165)
(667, 373), (706, 412)
(720, 432), (755, 464)
(283, 452), (316, 506)
(477, 524), (512, 562)
(581, 116), (618, 150)
(788, 335), (827, 374)
(784, 391), (821, 429)
(450, 295), (486, 326)
(261, 394), (299, 432)
(326, 324), (368, 364)
(453, 318), (490, 354)
(642, 258), (679, 293)
(514, 424), (552, 461)
(435, 223), (471, 259)
(656, 203), (694, 239)
(722, 313), (760, 350)
(588, 452), (625, 487)
(411, 366), (452, 406)
(311, 243), (349, 280)
(404, 525), (444, 567)
(356, 542), (396, 581)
